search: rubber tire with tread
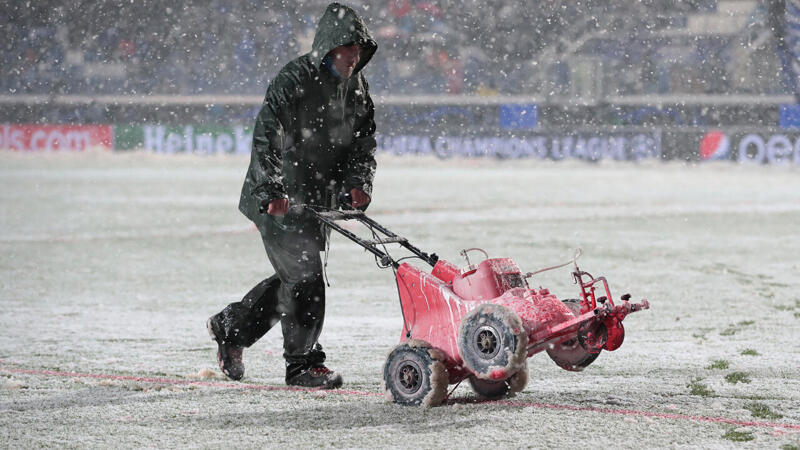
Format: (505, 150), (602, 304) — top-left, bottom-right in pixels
(458, 303), (527, 379)
(546, 298), (601, 372)
(468, 376), (510, 399)
(383, 342), (445, 406)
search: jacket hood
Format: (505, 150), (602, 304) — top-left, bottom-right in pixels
(309, 2), (377, 75)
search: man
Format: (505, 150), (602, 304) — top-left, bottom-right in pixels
(207, 2), (377, 389)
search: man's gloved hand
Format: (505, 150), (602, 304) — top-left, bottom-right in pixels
(267, 198), (289, 216)
(350, 188), (371, 209)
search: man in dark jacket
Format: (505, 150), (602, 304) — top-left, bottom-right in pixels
(207, 2), (377, 389)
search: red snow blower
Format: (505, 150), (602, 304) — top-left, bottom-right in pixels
(306, 204), (649, 406)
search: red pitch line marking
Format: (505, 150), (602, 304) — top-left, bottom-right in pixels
(0, 364), (381, 398)
(490, 399), (800, 430)
(2, 363), (799, 431)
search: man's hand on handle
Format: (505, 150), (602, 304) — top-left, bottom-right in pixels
(266, 190), (368, 215)
(267, 198), (289, 216)
(350, 188), (370, 209)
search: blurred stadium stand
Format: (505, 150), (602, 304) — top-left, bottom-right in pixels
(1, 0), (794, 125)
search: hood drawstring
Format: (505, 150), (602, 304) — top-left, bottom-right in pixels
(322, 82), (348, 290)
(339, 81), (348, 123)
(322, 234), (331, 288)
(321, 54), (350, 123)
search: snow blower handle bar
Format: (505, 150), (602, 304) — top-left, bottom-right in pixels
(302, 202), (439, 269)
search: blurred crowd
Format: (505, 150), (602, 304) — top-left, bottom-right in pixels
(2, 0), (790, 98)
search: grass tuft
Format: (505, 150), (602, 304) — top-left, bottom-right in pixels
(707, 360), (729, 370)
(687, 378), (714, 397)
(740, 348), (759, 356)
(745, 403), (782, 420)
(722, 428), (754, 442)
(692, 327), (712, 340)
(720, 320), (755, 336)
(724, 372), (751, 384)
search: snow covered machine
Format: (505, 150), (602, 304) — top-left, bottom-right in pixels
(305, 203), (649, 406)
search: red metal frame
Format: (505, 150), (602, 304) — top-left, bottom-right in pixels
(395, 256), (649, 382)
(302, 204), (648, 385)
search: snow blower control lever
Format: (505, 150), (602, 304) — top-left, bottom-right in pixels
(303, 200), (438, 269)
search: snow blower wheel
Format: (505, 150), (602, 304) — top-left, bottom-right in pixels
(546, 299), (602, 371)
(383, 342), (447, 406)
(469, 362), (529, 399)
(458, 304), (527, 380)
(468, 376), (510, 399)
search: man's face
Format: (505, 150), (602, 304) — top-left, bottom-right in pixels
(329, 44), (361, 78)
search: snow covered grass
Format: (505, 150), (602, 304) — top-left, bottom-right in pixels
(1, 151), (799, 447)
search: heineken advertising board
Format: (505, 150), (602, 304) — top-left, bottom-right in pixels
(114, 125), (253, 155)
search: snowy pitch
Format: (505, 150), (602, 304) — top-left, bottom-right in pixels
(1, 152), (798, 447)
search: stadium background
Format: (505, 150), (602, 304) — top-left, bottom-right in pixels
(3, 0), (800, 163)
(3, 4), (800, 446)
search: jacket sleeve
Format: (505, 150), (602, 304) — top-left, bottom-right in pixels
(345, 76), (377, 196)
(250, 70), (300, 207)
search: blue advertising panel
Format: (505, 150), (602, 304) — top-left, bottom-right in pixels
(498, 104), (538, 129)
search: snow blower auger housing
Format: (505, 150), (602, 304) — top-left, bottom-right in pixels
(304, 204), (649, 407)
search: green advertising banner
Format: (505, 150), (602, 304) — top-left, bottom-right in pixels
(114, 125), (253, 154)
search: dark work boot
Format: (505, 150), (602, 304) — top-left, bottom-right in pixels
(207, 316), (244, 381)
(286, 364), (343, 389)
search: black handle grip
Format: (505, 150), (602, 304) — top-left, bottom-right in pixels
(338, 191), (355, 210)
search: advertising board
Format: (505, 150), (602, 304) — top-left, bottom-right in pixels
(696, 129), (800, 164)
(0, 124), (112, 151)
(377, 129), (662, 161)
(114, 125), (253, 154)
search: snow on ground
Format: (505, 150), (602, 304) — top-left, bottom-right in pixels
(1, 151), (799, 448)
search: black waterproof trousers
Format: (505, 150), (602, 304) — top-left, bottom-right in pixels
(212, 216), (327, 377)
